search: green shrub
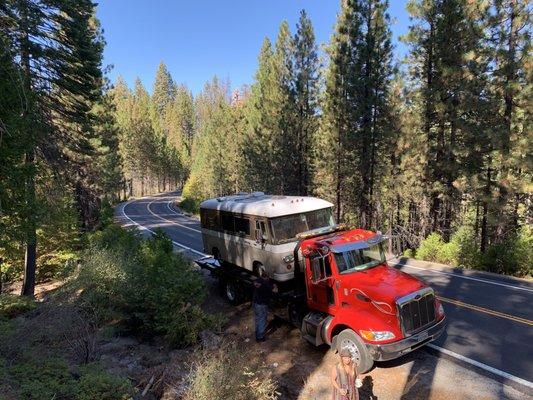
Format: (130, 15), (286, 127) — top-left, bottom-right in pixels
(483, 226), (533, 277)
(77, 225), (210, 345)
(403, 248), (415, 258)
(180, 197), (200, 214)
(76, 363), (133, 400)
(448, 226), (481, 269)
(0, 294), (36, 319)
(3, 357), (133, 400)
(185, 342), (279, 400)
(37, 249), (79, 281)
(415, 233), (445, 262)
(9, 357), (77, 400)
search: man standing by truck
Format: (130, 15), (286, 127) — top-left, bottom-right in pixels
(252, 266), (278, 342)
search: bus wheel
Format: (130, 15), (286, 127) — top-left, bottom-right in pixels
(335, 329), (373, 373)
(253, 261), (264, 277)
(222, 279), (243, 305)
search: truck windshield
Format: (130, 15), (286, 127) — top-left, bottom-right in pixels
(334, 243), (386, 273)
(270, 208), (335, 244)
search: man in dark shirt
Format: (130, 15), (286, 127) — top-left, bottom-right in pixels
(252, 266), (278, 342)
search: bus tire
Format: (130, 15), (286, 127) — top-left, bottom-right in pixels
(335, 329), (373, 373)
(253, 261), (264, 277)
(221, 278), (243, 305)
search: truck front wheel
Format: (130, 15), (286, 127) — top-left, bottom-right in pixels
(335, 329), (373, 373)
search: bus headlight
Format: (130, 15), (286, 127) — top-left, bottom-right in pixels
(360, 330), (395, 342)
(283, 255), (294, 263)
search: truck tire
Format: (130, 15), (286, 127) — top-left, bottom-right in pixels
(221, 279), (244, 305)
(288, 302), (306, 328)
(335, 329), (373, 373)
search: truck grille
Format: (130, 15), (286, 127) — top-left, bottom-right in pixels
(398, 290), (436, 335)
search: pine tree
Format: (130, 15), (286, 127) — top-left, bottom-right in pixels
(245, 22), (297, 194)
(315, 0), (356, 221)
(487, 0), (532, 243)
(166, 84), (195, 182)
(406, 0), (491, 240)
(152, 61), (176, 115)
(294, 9), (319, 195)
(316, 0), (394, 226)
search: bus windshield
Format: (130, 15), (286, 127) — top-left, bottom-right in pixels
(334, 243), (385, 273)
(270, 208), (335, 244)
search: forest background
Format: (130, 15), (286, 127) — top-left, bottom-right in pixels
(1, 0), (531, 298)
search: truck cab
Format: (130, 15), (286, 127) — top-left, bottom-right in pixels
(297, 228), (446, 372)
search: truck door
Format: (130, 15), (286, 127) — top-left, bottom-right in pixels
(306, 254), (337, 313)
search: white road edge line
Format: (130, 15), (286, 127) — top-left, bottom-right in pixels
(398, 263), (533, 293)
(122, 197), (533, 390)
(427, 344), (533, 389)
(120, 200), (206, 257)
(145, 198), (202, 234)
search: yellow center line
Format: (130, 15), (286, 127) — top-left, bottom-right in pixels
(437, 296), (533, 326)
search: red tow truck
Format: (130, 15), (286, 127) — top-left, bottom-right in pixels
(196, 226), (446, 372)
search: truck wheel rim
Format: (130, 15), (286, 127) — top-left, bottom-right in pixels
(339, 338), (361, 366)
(226, 283), (236, 301)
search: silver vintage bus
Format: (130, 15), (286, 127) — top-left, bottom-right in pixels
(199, 192), (336, 281)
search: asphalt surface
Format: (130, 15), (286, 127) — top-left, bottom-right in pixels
(116, 191), (533, 394)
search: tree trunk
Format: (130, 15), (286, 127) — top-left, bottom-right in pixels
(480, 164), (492, 254)
(20, 3), (37, 297)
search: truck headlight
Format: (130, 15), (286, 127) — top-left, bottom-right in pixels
(360, 330), (395, 342)
(283, 255), (294, 263)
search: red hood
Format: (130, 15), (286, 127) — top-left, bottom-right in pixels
(338, 264), (426, 304)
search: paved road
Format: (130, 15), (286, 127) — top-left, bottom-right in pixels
(116, 191), (533, 393)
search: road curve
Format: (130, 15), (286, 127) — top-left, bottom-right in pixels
(116, 192), (533, 393)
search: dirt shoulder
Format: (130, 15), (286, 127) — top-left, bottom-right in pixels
(193, 269), (530, 400)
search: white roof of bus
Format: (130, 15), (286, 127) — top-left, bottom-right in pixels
(200, 192), (333, 218)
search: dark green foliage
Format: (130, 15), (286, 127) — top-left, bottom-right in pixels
(0, 294), (36, 319)
(9, 358), (77, 400)
(179, 197), (201, 214)
(1, 357), (132, 400)
(78, 225), (210, 345)
(75, 363), (133, 400)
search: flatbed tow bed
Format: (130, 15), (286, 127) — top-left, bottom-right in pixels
(194, 256), (307, 325)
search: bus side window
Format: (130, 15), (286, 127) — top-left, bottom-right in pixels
(221, 212), (234, 233)
(234, 217), (250, 236)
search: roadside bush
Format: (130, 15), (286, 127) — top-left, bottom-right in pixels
(180, 197), (200, 214)
(403, 248), (415, 258)
(1, 357), (133, 400)
(9, 357), (77, 400)
(483, 226), (532, 277)
(76, 363), (133, 400)
(184, 342), (279, 400)
(0, 294), (36, 319)
(413, 226), (531, 277)
(415, 233), (444, 262)
(77, 225), (210, 345)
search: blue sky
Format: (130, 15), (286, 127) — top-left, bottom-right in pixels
(96, 1), (411, 95)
